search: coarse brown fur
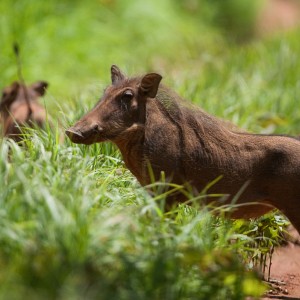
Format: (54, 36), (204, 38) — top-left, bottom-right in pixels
(0, 81), (48, 141)
(66, 65), (300, 234)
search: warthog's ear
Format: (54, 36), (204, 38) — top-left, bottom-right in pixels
(139, 73), (162, 98)
(31, 81), (48, 96)
(111, 65), (125, 85)
(0, 81), (19, 111)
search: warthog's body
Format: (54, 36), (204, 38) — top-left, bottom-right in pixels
(0, 81), (48, 141)
(66, 66), (300, 233)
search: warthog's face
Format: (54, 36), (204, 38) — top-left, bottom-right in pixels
(66, 65), (162, 145)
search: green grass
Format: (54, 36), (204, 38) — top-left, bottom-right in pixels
(1, 0), (300, 299)
(0, 130), (267, 299)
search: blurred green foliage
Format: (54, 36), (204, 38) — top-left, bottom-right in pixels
(0, 0), (210, 95)
(177, 0), (263, 41)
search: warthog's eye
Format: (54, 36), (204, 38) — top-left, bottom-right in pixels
(120, 90), (134, 111)
(121, 90), (133, 101)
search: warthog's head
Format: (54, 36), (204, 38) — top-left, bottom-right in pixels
(66, 65), (162, 145)
(0, 81), (48, 116)
(0, 80), (49, 140)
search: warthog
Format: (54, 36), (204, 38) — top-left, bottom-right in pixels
(0, 81), (48, 141)
(66, 65), (300, 233)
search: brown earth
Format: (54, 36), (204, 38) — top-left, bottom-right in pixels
(262, 227), (300, 299)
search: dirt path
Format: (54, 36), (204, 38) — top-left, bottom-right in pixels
(262, 228), (300, 299)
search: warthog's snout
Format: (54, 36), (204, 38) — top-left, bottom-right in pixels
(65, 123), (103, 144)
(65, 127), (84, 142)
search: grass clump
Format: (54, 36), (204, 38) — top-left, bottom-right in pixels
(0, 129), (266, 299)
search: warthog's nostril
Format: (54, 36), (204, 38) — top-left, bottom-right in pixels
(92, 124), (103, 133)
(92, 124), (98, 133)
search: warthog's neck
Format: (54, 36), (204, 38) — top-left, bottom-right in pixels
(113, 123), (148, 185)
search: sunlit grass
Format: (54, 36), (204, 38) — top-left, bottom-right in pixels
(0, 128), (267, 299)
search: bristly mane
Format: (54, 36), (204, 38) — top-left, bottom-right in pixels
(154, 84), (243, 167)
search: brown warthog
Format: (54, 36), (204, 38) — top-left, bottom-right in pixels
(0, 81), (48, 141)
(66, 65), (300, 233)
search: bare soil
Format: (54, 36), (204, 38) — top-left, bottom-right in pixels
(262, 227), (300, 299)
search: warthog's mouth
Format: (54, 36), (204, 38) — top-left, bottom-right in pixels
(65, 124), (141, 145)
(65, 127), (107, 145)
